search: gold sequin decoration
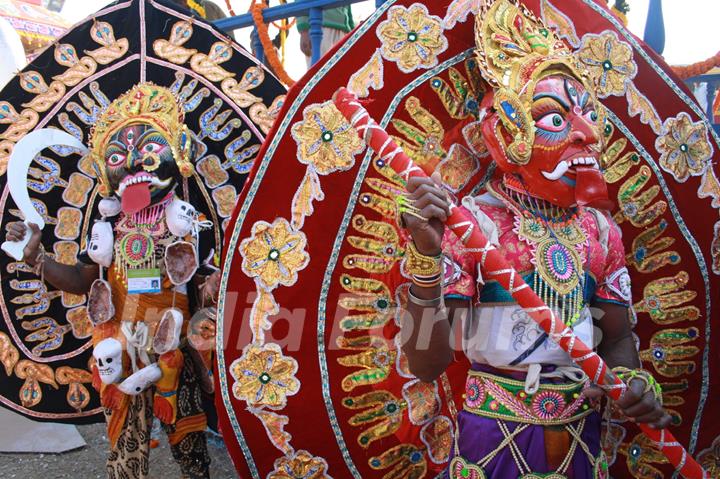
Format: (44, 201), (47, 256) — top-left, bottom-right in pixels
(85, 21), (129, 65)
(634, 272), (699, 325)
(291, 167), (324, 230)
(0, 102), (39, 142)
(391, 96), (446, 167)
(53, 43), (98, 87)
(616, 166), (666, 228)
(54, 207), (83, 240)
(19, 71), (66, 113)
(429, 59), (484, 120)
(621, 433), (668, 479)
(212, 185), (238, 218)
(627, 220), (680, 273)
(53, 241), (80, 266)
(639, 328), (699, 378)
(601, 138), (641, 184)
(250, 94), (285, 134)
(190, 42), (234, 82)
(626, 83), (663, 134)
(196, 155), (229, 188)
(698, 169), (720, 209)
(348, 50), (384, 99)
(15, 360), (58, 408)
(62, 173), (94, 208)
(368, 443), (428, 477)
(55, 366), (93, 411)
(0, 332), (19, 376)
(221, 66), (264, 108)
(343, 390), (407, 448)
(402, 379), (441, 425)
(336, 335), (396, 392)
(66, 307), (93, 339)
(153, 21), (198, 64)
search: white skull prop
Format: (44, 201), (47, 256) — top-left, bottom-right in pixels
(94, 338), (123, 385)
(166, 198), (196, 237)
(119, 363), (162, 395)
(88, 221), (113, 267)
(153, 308), (183, 355)
(98, 197), (121, 218)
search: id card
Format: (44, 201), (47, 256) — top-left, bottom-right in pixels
(127, 268), (162, 294)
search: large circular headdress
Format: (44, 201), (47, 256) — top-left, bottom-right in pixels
(0, 0), (286, 423)
(217, 0), (720, 477)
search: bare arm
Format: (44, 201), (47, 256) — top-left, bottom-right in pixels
(6, 222), (97, 295)
(399, 174), (462, 383)
(596, 301), (671, 429)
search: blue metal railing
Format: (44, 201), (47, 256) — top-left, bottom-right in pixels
(215, 0), (388, 65)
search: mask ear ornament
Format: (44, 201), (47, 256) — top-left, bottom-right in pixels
(493, 88), (534, 165)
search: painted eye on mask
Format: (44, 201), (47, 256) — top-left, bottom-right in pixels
(140, 142), (163, 155)
(536, 112), (567, 132)
(584, 110), (599, 123)
(106, 152), (126, 167)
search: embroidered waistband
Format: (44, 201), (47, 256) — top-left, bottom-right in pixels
(464, 370), (595, 426)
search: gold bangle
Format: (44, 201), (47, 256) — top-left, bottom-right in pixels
(404, 242), (441, 277)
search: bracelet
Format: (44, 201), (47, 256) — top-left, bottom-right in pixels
(31, 245), (46, 278)
(405, 242), (442, 277)
(412, 272), (442, 288)
(612, 367), (663, 405)
(407, 289), (443, 308)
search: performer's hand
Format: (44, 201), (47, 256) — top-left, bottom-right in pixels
(615, 378), (671, 429)
(403, 173), (450, 256)
(300, 31), (312, 57)
(5, 222), (42, 264)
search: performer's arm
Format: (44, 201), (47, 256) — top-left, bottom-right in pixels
(5, 222), (98, 295)
(400, 175), (460, 383)
(595, 301), (671, 429)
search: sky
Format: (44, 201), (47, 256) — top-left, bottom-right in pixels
(60, 0), (720, 81)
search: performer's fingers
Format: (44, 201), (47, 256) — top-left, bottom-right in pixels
(583, 385), (605, 400)
(419, 205), (448, 223)
(6, 222), (26, 234)
(649, 412), (672, 430)
(410, 183), (448, 204)
(413, 191), (451, 215)
(622, 389), (657, 418)
(632, 402), (665, 424)
(616, 378), (644, 409)
(406, 176), (436, 194)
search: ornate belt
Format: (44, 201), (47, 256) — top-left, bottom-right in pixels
(464, 370), (595, 426)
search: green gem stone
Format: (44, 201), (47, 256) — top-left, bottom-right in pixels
(407, 31), (418, 42)
(680, 143), (689, 152)
(461, 468), (470, 478)
(602, 60), (613, 71)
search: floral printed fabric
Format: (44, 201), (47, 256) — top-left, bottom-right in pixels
(442, 196), (628, 306)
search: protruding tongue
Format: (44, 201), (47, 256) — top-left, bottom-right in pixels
(121, 182), (151, 215)
(574, 166), (613, 210)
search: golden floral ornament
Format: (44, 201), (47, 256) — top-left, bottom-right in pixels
(377, 4), (448, 74)
(291, 101), (365, 175)
(655, 112), (713, 182)
(239, 218), (310, 290)
(575, 31), (637, 98)
(230, 343), (300, 409)
(267, 450), (331, 479)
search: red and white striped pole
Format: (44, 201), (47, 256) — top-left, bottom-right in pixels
(334, 87), (707, 479)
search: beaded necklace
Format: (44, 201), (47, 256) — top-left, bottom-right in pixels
(113, 193), (174, 285)
(489, 177), (589, 327)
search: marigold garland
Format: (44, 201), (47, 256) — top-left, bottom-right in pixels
(251, 1), (296, 87)
(673, 51), (720, 80)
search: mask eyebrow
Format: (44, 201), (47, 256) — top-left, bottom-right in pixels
(532, 93), (570, 112)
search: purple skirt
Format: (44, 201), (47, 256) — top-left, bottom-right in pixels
(446, 365), (603, 478)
